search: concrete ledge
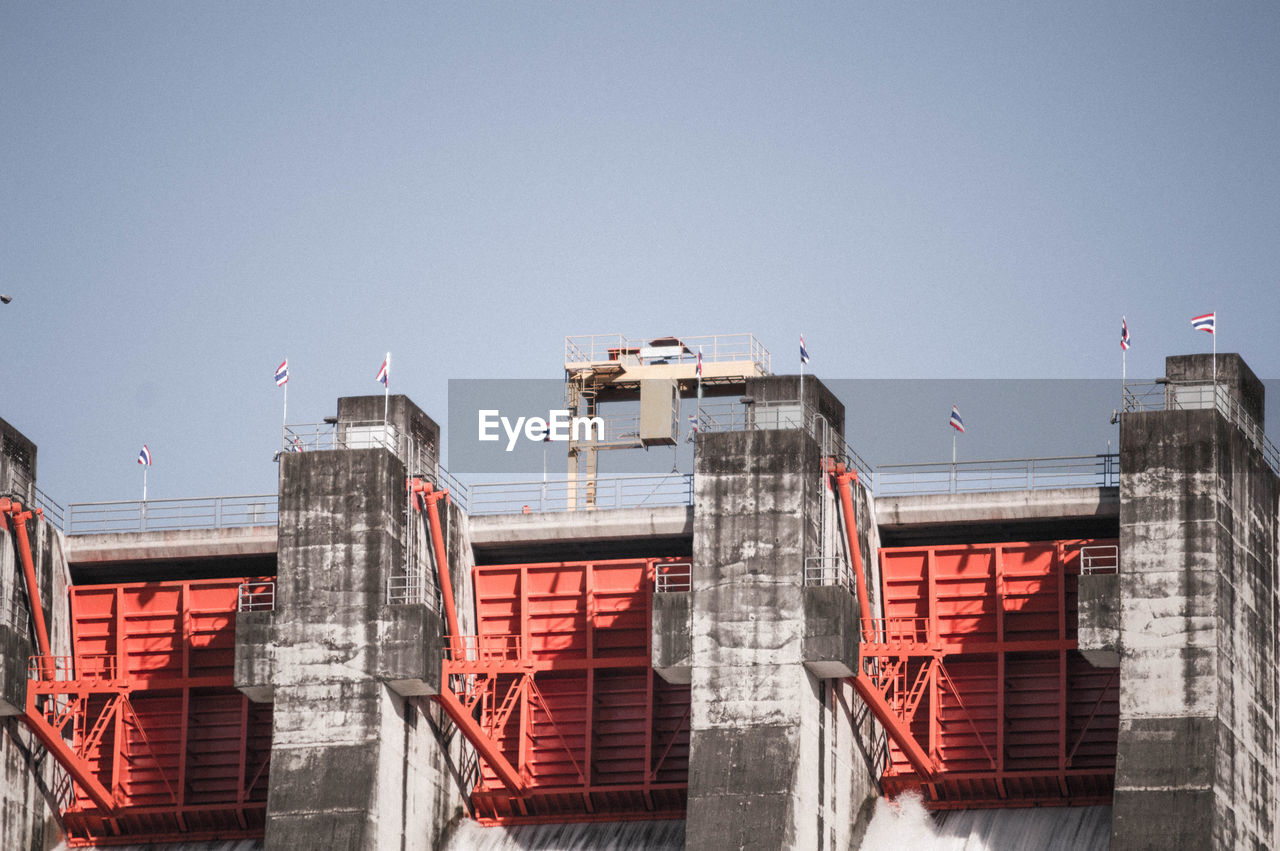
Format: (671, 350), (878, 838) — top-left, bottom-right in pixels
(469, 506), (693, 548)
(68, 525), (277, 564)
(1078, 572), (1121, 668)
(875, 486), (1119, 530)
(234, 610), (275, 703)
(375, 605), (445, 697)
(802, 585), (859, 679)
(652, 591), (691, 684)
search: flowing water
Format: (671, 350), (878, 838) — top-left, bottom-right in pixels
(859, 793), (1111, 850)
(443, 818), (685, 850)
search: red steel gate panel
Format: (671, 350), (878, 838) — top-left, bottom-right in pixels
(467, 558), (690, 823)
(875, 540), (1119, 807)
(49, 577), (273, 846)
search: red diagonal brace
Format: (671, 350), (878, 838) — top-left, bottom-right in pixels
(852, 672), (938, 780)
(21, 690), (117, 813)
(433, 686), (526, 793)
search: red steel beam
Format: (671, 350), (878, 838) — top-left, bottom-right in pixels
(433, 685), (526, 793)
(851, 673), (937, 779)
(21, 691), (118, 812)
(833, 470), (872, 624)
(1, 499), (53, 664)
(412, 481), (462, 657)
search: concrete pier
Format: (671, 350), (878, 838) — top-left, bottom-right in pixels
(236, 396), (471, 850)
(0, 418), (71, 851)
(1084, 354), (1280, 849)
(679, 377), (879, 851)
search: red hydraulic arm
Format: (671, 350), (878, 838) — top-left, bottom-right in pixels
(831, 466), (940, 781)
(409, 478), (526, 794)
(1, 498), (53, 661)
(1, 497), (119, 812)
(833, 468), (872, 625)
(409, 480), (461, 657)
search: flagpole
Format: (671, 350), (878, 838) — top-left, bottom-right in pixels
(696, 345), (703, 431)
(282, 379), (288, 446)
(383, 352), (390, 427)
(142, 466), (147, 502)
(1212, 316), (1217, 394)
(799, 334), (805, 413)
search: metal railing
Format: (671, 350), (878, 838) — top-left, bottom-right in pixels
(874, 454), (1119, 497)
(387, 560), (440, 610)
(237, 581), (276, 612)
(468, 473), (693, 515)
(693, 397), (875, 482)
(282, 419), (469, 510)
(804, 556), (852, 591)
(1124, 380), (1280, 475)
(565, 333), (772, 376)
(860, 617), (933, 647)
(1079, 544), (1119, 575)
(5, 591), (30, 637)
(67, 494), (278, 535)
(29, 654), (117, 681)
(654, 562), (691, 593)
(33, 488), (64, 531)
(445, 634), (524, 663)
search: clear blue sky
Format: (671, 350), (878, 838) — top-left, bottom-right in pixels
(3, 3), (1277, 504)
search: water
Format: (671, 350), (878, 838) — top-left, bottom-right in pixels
(443, 819), (685, 850)
(860, 793), (1111, 851)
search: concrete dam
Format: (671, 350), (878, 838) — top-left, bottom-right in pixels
(0, 335), (1276, 849)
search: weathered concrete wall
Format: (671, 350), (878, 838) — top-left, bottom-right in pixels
(0, 416), (37, 503)
(257, 394), (470, 850)
(1, 510), (72, 850)
(684, 405), (880, 851)
(1109, 356), (1279, 849)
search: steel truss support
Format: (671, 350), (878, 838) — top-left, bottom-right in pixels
(411, 477), (528, 794)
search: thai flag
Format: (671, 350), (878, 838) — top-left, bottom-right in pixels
(275, 359), (289, 386)
(137, 445), (152, 466)
(688, 413), (699, 434)
(800, 335), (810, 365)
(949, 406), (964, 433)
(1191, 312), (1215, 334)
(376, 353), (389, 386)
(1120, 317), (1130, 351)
(696, 348), (703, 377)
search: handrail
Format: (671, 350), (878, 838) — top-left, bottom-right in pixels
(237, 581), (276, 612)
(28, 654), (118, 682)
(445, 634), (524, 663)
(67, 494), (278, 535)
(282, 420), (468, 510)
(1124, 380), (1280, 475)
(693, 398), (876, 482)
(1079, 544), (1119, 575)
(874, 454), (1119, 497)
(468, 473), (693, 515)
(804, 556), (851, 592)
(33, 488), (64, 531)
(860, 617), (934, 647)
(655, 562), (692, 593)
(565, 333), (772, 376)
